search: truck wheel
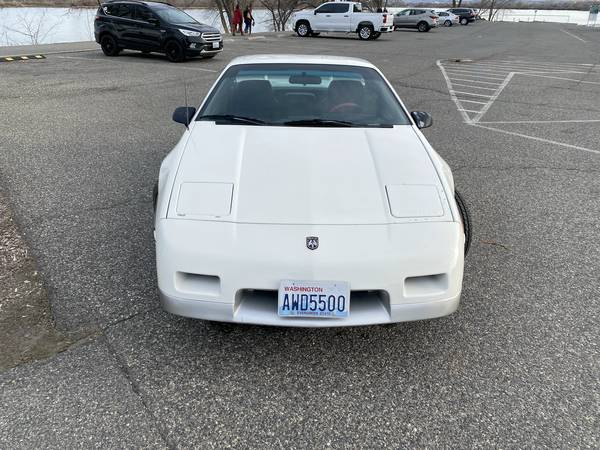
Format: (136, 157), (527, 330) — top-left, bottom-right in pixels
(460, 17), (468, 25)
(296, 21), (310, 37)
(455, 189), (472, 256)
(417, 21), (429, 32)
(358, 24), (373, 40)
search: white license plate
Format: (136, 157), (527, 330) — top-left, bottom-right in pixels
(212, 42), (219, 49)
(278, 280), (350, 318)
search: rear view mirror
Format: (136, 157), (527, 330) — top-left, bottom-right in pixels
(173, 106), (196, 127)
(410, 111), (433, 129)
(289, 74), (322, 85)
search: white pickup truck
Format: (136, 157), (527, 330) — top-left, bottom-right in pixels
(292, 1), (394, 40)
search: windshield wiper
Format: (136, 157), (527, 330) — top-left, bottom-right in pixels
(197, 114), (266, 125)
(283, 119), (355, 127)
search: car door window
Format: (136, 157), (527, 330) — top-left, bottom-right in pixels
(135, 5), (156, 22)
(330, 3), (349, 13)
(315, 3), (334, 13)
(353, 4), (361, 12)
(396, 10), (410, 16)
(105, 4), (133, 18)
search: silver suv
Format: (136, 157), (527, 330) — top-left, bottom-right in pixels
(393, 9), (438, 32)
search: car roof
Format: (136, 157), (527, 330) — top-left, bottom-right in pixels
(227, 54), (375, 68)
(102, 1), (173, 6)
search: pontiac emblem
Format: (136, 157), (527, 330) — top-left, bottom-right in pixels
(306, 236), (319, 250)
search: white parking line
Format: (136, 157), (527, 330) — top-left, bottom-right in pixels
(478, 119), (600, 124)
(451, 90), (494, 98)
(444, 70), (507, 81)
(448, 77), (503, 86)
(560, 28), (587, 43)
(458, 99), (489, 105)
(472, 123), (599, 155)
(470, 62), (588, 73)
(451, 83), (498, 91)
(518, 73), (600, 85)
(472, 73), (514, 123)
(458, 108), (482, 114)
(444, 66), (509, 75)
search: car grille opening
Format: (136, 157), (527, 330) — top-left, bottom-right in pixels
(201, 32), (221, 42)
(175, 272), (220, 297)
(404, 274), (448, 297)
(234, 289), (391, 324)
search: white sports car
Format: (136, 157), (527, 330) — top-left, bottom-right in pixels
(154, 55), (471, 327)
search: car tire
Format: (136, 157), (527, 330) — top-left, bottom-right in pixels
(100, 34), (121, 56)
(455, 189), (472, 256)
(417, 21), (429, 32)
(460, 17), (469, 25)
(444, 19), (452, 27)
(358, 24), (373, 40)
(296, 21), (310, 37)
(152, 182), (158, 215)
(371, 32), (381, 40)
(165, 40), (186, 63)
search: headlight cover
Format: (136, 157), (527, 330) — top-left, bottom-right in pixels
(179, 29), (202, 37)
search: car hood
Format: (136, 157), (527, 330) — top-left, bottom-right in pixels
(175, 23), (219, 33)
(168, 125), (452, 225)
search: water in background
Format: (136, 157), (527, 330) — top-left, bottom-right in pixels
(0, 6), (594, 47)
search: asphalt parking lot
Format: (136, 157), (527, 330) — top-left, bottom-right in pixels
(1, 21), (599, 448)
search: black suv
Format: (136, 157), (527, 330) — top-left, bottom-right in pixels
(447, 8), (476, 25)
(94, 1), (222, 62)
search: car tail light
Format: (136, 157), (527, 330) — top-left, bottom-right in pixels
(383, 14), (387, 23)
(430, 15), (438, 19)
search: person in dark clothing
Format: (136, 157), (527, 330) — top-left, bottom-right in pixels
(243, 5), (255, 35)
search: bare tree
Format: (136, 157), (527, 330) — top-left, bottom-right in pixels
(452, 0), (463, 7)
(2, 9), (59, 45)
(258, 0), (302, 31)
(211, 0), (236, 33)
(478, 0), (512, 20)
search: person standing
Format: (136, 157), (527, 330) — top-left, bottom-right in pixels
(243, 5), (255, 35)
(232, 4), (243, 36)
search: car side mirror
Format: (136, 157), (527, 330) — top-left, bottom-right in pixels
(314, 10), (318, 14)
(147, 17), (160, 26)
(410, 111), (433, 129)
(173, 106), (196, 127)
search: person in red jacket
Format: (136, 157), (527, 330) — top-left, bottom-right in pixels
(232, 4), (244, 36)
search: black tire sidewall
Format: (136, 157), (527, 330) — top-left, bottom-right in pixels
(454, 189), (472, 256)
(460, 18), (468, 25)
(296, 22), (310, 37)
(358, 25), (372, 40)
(418, 22), (429, 32)
(165, 41), (185, 62)
(100, 35), (119, 56)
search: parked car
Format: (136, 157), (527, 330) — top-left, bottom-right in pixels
(155, 54), (471, 327)
(292, 1), (394, 40)
(393, 9), (438, 32)
(94, 0), (223, 62)
(434, 10), (459, 27)
(447, 7), (476, 25)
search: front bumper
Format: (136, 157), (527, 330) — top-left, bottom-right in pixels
(156, 220), (464, 327)
(185, 37), (223, 56)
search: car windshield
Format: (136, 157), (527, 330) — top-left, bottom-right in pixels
(153, 5), (197, 23)
(196, 63), (411, 127)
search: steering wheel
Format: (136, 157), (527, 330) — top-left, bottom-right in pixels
(329, 102), (361, 113)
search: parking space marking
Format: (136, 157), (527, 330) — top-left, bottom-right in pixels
(55, 55), (218, 72)
(438, 59), (600, 155)
(478, 119), (600, 124)
(560, 28), (587, 43)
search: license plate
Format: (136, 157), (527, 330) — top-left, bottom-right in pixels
(278, 280), (350, 318)
(212, 42), (219, 49)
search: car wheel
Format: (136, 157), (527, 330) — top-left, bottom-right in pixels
(296, 21), (310, 37)
(358, 24), (373, 40)
(417, 21), (429, 32)
(100, 35), (121, 56)
(455, 189), (472, 256)
(444, 19), (452, 27)
(165, 40), (185, 63)
(460, 17), (468, 25)
(371, 32), (381, 40)
(152, 182), (158, 215)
